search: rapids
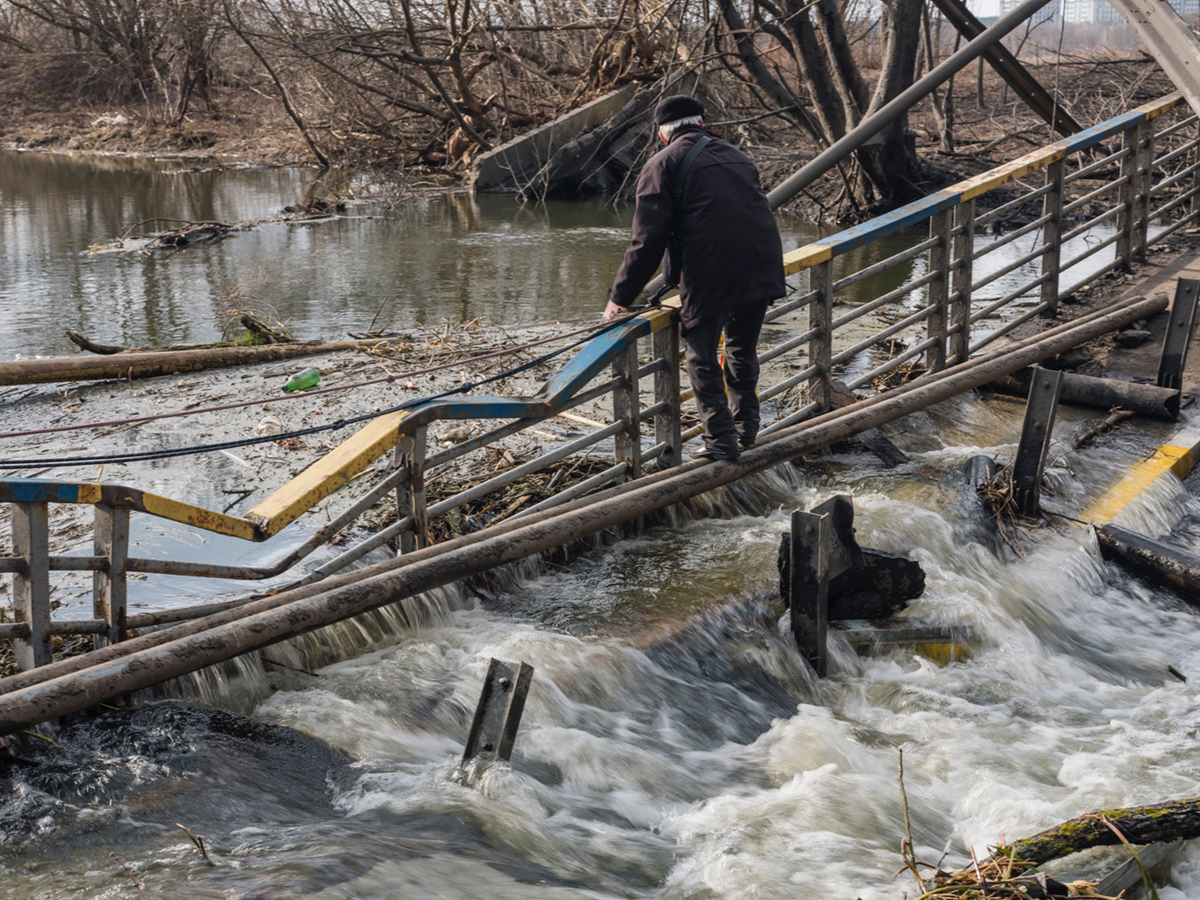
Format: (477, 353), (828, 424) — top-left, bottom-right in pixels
(2, 393), (1200, 899)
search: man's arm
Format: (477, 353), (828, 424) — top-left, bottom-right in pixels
(607, 156), (674, 312)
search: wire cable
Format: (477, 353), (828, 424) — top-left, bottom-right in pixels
(0, 318), (624, 442)
(0, 310), (651, 470)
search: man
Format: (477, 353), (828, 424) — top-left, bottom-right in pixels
(604, 94), (786, 462)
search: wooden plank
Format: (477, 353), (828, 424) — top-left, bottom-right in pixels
(247, 410), (413, 536)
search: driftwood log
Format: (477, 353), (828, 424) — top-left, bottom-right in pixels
(0, 338), (396, 386)
(66, 314), (293, 356)
(998, 797), (1200, 865)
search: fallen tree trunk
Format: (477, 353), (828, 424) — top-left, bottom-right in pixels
(999, 797), (1200, 865)
(0, 337), (392, 387)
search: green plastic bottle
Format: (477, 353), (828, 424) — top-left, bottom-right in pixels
(283, 367), (321, 392)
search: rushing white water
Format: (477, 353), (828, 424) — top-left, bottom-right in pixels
(4, 395), (1200, 900)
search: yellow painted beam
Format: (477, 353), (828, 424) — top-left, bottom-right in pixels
(1082, 434), (1200, 525)
(137, 492), (260, 541)
(93, 484), (260, 541)
(76, 483), (103, 505)
(247, 410), (412, 537)
(783, 243), (832, 277)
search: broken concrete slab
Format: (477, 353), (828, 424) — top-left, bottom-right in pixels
(471, 86), (638, 193)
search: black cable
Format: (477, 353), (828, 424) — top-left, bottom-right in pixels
(0, 311), (651, 470)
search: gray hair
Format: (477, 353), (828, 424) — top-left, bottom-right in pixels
(658, 115), (703, 141)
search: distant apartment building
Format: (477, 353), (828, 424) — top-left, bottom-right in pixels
(999, 0), (1058, 22)
(1002, 0), (1200, 23)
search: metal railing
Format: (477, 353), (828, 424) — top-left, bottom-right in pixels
(3, 92), (1198, 672)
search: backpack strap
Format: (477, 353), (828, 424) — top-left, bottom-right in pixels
(663, 134), (712, 289)
(672, 134), (712, 209)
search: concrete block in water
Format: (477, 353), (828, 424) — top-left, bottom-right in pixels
(471, 86), (638, 193)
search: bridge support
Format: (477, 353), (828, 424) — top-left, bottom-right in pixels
(1040, 159), (1065, 319)
(463, 658), (534, 762)
(396, 426), (428, 552)
(809, 261), (834, 413)
(1013, 367), (1064, 518)
(1157, 278), (1200, 390)
(613, 342), (642, 479)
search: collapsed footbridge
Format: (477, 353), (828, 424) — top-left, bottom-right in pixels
(8, 0), (1200, 731)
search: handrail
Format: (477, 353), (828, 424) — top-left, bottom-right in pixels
(779, 92), (1183, 278)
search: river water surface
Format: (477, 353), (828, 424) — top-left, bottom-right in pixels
(2, 152), (1198, 899)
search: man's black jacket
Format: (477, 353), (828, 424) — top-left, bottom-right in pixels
(609, 125), (786, 328)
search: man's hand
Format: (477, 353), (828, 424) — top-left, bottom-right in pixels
(602, 299), (625, 323)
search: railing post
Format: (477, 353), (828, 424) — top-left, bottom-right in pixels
(808, 259), (834, 412)
(396, 426), (428, 552)
(1192, 119), (1200, 221)
(652, 319), (682, 468)
(927, 209), (952, 371)
(1117, 121), (1143, 269)
(11, 502), (51, 670)
(612, 340), (642, 479)
(93, 503), (129, 647)
(1134, 121), (1154, 261)
(950, 199), (976, 365)
(1040, 157), (1066, 318)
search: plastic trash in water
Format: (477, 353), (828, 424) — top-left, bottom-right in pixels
(283, 367), (321, 392)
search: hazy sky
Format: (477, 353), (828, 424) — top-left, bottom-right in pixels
(968, 0), (1002, 16)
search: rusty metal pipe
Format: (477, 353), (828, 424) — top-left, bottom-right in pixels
(0, 297), (1165, 730)
(1096, 523), (1200, 601)
(764, 0), (1056, 210)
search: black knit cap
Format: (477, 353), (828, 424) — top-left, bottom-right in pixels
(654, 94), (704, 127)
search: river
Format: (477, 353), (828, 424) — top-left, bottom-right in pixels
(3, 151), (1196, 899)
(0, 149), (1120, 362)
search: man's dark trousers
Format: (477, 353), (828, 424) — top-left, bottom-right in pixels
(683, 296), (771, 452)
